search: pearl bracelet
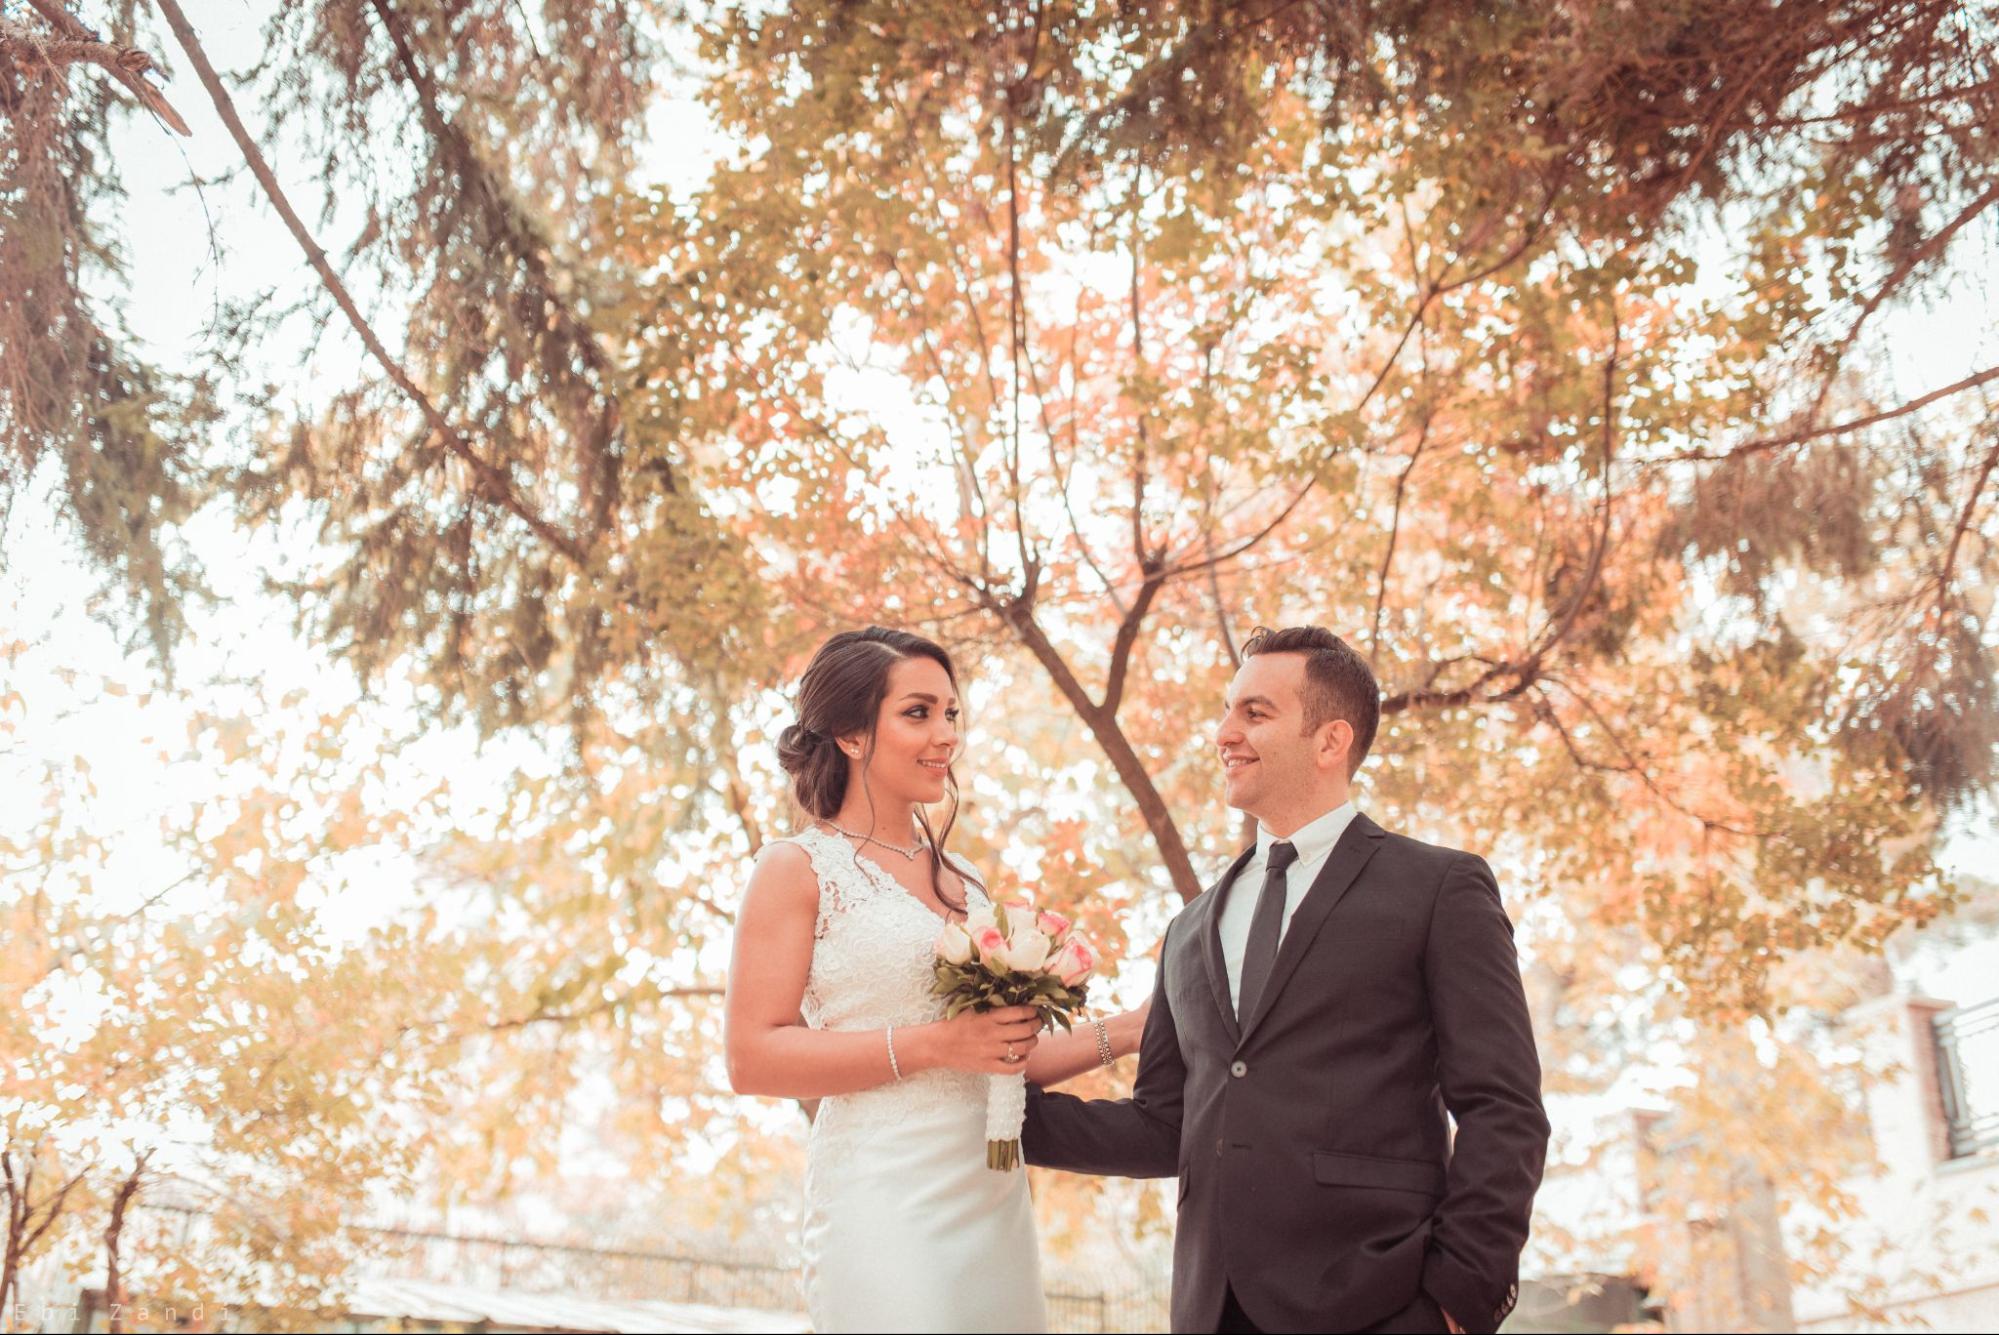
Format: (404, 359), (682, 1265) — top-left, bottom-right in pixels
(1092, 1017), (1115, 1067)
(886, 1023), (903, 1081)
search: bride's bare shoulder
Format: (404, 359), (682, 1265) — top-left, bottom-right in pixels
(756, 836), (814, 867)
(743, 838), (818, 912)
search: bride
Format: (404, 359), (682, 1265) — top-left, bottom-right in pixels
(725, 627), (1149, 1334)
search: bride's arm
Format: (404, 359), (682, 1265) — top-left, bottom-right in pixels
(1020, 1000), (1149, 1090)
(725, 842), (1043, 1099)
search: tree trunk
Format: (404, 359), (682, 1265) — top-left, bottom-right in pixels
(999, 601), (1204, 903)
(2, 1144), (30, 1321)
(103, 1164), (146, 1335)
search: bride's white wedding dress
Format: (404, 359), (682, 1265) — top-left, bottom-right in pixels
(779, 825), (1048, 1334)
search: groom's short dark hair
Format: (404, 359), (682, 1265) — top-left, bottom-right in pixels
(1241, 626), (1379, 776)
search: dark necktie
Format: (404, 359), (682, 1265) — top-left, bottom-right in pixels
(1236, 840), (1298, 1021)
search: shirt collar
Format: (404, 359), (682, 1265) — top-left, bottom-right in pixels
(1256, 800), (1357, 868)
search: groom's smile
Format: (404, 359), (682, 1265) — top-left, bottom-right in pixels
(1216, 656), (1305, 820)
(1215, 648), (1358, 835)
(1220, 752), (1262, 809)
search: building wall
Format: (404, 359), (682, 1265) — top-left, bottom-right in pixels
(1791, 995), (1999, 1334)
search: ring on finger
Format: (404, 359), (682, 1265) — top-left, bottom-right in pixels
(1004, 1041), (1018, 1063)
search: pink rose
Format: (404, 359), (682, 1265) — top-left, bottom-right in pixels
(1053, 937), (1095, 987)
(971, 925), (1008, 966)
(1036, 910), (1072, 944)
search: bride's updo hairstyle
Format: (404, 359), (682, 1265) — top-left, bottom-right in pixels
(777, 626), (970, 911)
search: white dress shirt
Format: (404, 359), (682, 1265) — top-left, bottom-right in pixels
(1217, 801), (1359, 1014)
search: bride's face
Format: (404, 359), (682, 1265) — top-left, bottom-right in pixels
(853, 655), (960, 805)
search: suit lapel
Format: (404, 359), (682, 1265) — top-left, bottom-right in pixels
(1237, 812), (1387, 1045)
(1199, 844), (1259, 1046)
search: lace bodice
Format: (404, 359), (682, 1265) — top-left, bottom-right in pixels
(777, 826), (989, 1146)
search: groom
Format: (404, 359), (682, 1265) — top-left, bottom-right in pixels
(1025, 626), (1548, 1334)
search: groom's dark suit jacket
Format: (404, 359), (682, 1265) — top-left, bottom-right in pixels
(1025, 813), (1548, 1334)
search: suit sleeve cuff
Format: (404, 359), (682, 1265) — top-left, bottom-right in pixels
(1421, 1250), (1516, 1335)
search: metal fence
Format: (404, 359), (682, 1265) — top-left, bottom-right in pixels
(130, 1204), (1169, 1333)
(357, 1221), (805, 1313)
(1933, 994), (1999, 1160)
(1045, 1275), (1170, 1334)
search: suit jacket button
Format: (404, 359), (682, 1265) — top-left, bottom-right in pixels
(1230, 1060), (1247, 1078)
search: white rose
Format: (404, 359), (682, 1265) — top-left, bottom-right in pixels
(1005, 902), (1040, 939)
(965, 902), (999, 934)
(1007, 929), (1051, 973)
(936, 921), (973, 965)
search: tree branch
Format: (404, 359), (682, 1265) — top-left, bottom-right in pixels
(1370, 315), (1439, 662)
(882, 249), (996, 535)
(706, 691), (763, 856)
(1164, 476), (1317, 578)
(1531, 680), (1758, 838)
(1757, 75), (1999, 128)
(1380, 657), (1543, 715)
(1379, 299), (1620, 716)
(1051, 0), (1310, 168)
(1643, 361), (1999, 465)
(1024, 243), (1124, 613)
(1101, 560), (1166, 720)
(1127, 180), (1153, 569)
(1520, 303), (1620, 670)
(1003, 16), (1041, 595)
(988, 592), (1202, 901)
(362, 0), (629, 530)
(1932, 430), (1999, 614)
(1164, 175), (1554, 586)
(11, 2), (188, 134)
(1203, 533), (1241, 670)
(1805, 177), (1999, 429)
(152, 0), (588, 567)
(485, 983), (722, 1033)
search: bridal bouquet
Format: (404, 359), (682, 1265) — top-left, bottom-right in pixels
(933, 899), (1097, 1170)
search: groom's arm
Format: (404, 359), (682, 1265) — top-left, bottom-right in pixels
(1021, 927), (1183, 1178)
(1422, 853), (1551, 1335)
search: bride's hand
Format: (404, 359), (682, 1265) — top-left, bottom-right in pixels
(913, 1005), (1043, 1075)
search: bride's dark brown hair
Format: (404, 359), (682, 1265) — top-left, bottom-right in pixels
(775, 626), (971, 912)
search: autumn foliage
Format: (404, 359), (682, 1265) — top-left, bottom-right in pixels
(4, 0), (1996, 1325)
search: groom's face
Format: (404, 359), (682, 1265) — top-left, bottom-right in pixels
(1215, 652), (1318, 818)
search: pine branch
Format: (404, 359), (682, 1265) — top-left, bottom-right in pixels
(151, 0), (589, 568)
(1804, 177), (1999, 429)
(10, 1), (189, 134)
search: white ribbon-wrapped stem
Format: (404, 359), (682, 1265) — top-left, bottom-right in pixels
(986, 1070), (1027, 1171)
